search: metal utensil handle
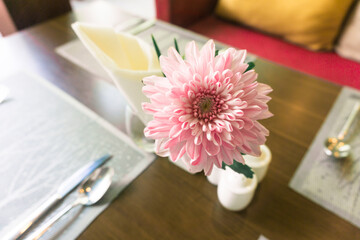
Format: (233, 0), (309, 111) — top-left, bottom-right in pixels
(27, 200), (82, 240)
(338, 102), (360, 140)
(6, 154), (111, 240)
(4, 194), (60, 240)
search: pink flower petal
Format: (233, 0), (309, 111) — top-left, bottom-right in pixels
(142, 39), (273, 175)
(169, 142), (186, 161)
(203, 138), (220, 156)
(185, 41), (200, 66)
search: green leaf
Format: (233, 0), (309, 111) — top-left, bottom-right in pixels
(221, 161), (254, 178)
(151, 34), (165, 77)
(215, 49), (219, 57)
(151, 34), (161, 60)
(174, 38), (180, 54)
(245, 62), (255, 72)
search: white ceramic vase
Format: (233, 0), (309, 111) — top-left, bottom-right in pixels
(243, 145), (272, 182)
(217, 167), (258, 211)
(206, 166), (225, 185)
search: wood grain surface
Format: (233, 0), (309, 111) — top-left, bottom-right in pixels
(1, 12), (359, 240)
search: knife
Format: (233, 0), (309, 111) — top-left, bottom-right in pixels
(5, 154), (112, 240)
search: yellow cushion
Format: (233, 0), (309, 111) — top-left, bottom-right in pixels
(215, 0), (354, 50)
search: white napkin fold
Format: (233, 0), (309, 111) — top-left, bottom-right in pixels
(72, 22), (162, 124)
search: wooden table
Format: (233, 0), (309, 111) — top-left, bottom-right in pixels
(1, 12), (359, 240)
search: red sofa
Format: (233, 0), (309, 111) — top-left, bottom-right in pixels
(155, 0), (360, 89)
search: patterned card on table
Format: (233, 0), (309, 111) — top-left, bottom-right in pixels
(290, 87), (360, 228)
(0, 72), (155, 239)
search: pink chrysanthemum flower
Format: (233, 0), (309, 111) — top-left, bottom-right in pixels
(142, 40), (273, 175)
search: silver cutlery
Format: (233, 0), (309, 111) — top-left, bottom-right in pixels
(324, 102), (360, 158)
(6, 154), (112, 240)
(28, 166), (114, 240)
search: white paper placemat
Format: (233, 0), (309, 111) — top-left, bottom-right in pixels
(56, 39), (111, 81)
(290, 87), (360, 228)
(0, 72), (155, 239)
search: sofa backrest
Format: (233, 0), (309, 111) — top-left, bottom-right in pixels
(156, 0), (218, 27)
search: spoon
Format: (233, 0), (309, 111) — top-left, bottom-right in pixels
(29, 166), (114, 240)
(0, 85), (9, 104)
(324, 102), (360, 158)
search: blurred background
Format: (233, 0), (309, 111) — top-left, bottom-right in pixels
(0, 0), (156, 36)
(0, 0), (359, 89)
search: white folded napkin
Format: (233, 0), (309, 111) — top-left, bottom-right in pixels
(72, 22), (162, 124)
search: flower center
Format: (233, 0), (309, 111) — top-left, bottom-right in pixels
(199, 97), (213, 113)
(192, 89), (223, 122)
